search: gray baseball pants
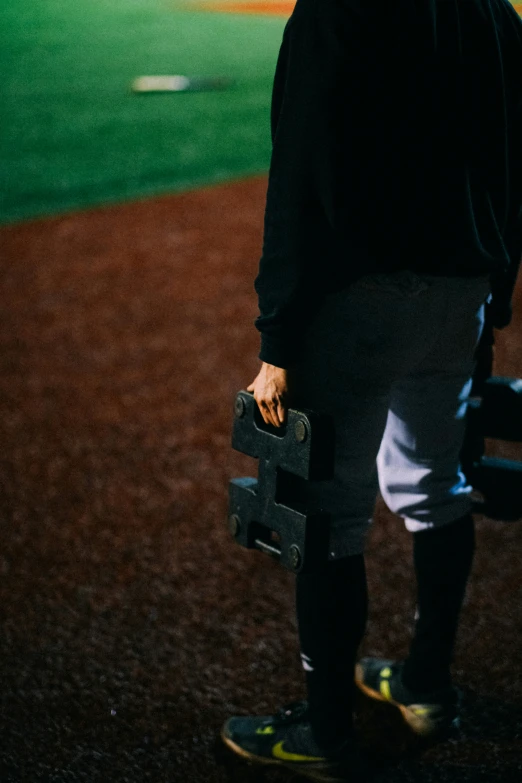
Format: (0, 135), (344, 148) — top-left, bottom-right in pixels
(286, 270), (492, 559)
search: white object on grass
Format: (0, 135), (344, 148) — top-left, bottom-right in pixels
(132, 76), (192, 92)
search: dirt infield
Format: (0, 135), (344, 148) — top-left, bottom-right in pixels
(0, 176), (521, 781)
(190, 1), (295, 14)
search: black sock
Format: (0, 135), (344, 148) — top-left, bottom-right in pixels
(402, 512), (476, 692)
(295, 553), (368, 748)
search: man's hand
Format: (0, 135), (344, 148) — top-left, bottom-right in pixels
(247, 362), (289, 428)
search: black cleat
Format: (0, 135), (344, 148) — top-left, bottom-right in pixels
(221, 699), (371, 782)
(355, 657), (462, 738)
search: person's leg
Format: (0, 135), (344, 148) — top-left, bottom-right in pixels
(286, 272), (446, 745)
(404, 511), (475, 691)
(377, 275), (490, 691)
(295, 552), (368, 747)
(286, 369), (389, 747)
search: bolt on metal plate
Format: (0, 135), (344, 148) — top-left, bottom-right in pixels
(294, 419), (308, 443)
(234, 396), (246, 418)
(289, 544), (302, 570)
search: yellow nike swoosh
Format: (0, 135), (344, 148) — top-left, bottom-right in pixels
(256, 725), (275, 735)
(379, 666), (393, 701)
(272, 740), (326, 762)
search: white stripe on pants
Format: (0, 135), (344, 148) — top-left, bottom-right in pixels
(286, 270), (492, 559)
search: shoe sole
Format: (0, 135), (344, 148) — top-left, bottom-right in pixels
(220, 726), (358, 782)
(354, 663), (460, 739)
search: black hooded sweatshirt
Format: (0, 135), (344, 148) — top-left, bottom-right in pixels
(253, 0), (522, 369)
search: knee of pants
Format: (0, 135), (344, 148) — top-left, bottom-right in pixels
(301, 485), (375, 560)
(378, 462), (474, 532)
(328, 516), (372, 560)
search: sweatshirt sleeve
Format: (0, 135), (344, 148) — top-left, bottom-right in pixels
(489, 2), (522, 330)
(490, 109), (522, 328)
(253, 0), (344, 369)
(489, 204), (522, 329)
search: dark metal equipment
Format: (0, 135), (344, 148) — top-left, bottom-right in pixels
(228, 391), (335, 574)
(460, 309), (522, 520)
(463, 376), (522, 520)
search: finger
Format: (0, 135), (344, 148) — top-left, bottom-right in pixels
(255, 398), (269, 425)
(261, 401), (279, 428)
(276, 400), (286, 426)
(269, 403), (283, 428)
(259, 406), (270, 427)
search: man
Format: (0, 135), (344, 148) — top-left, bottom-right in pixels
(221, 1), (522, 780)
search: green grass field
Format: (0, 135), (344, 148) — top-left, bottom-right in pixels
(0, 0), (287, 224)
(2, 2), (521, 225)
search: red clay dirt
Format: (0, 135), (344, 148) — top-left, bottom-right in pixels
(0, 175), (521, 782)
(190, 1), (295, 15)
